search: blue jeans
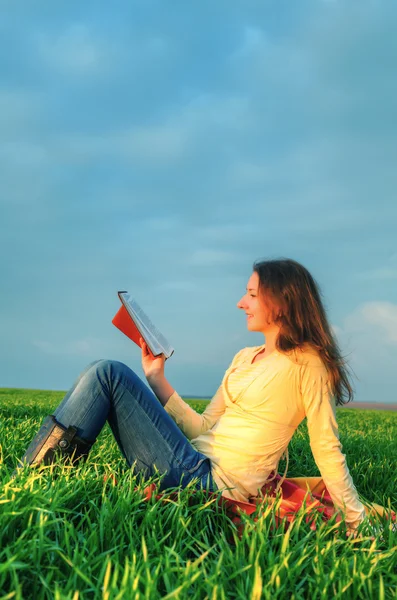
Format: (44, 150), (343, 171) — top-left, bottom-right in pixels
(53, 359), (217, 493)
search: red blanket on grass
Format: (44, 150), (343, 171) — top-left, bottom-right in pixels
(140, 474), (396, 536)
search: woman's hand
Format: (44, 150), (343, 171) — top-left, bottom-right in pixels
(139, 337), (175, 406)
(139, 337), (165, 383)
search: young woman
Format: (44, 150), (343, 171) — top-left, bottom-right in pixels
(18, 258), (367, 532)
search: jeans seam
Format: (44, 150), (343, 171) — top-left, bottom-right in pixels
(55, 387), (103, 443)
(67, 360), (110, 438)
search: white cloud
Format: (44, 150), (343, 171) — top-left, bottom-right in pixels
(115, 93), (251, 162)
(331, 324), (343, 338)
(233, 26), (266, 59)
(16, 91), (250, 170)
(0, 89), (44, 138)
(330, 302), (397, 402)
(357, 267), (397, 281)
(1, 122), (188, 171)
(0, 140), (49, 169)
(356, 253), (397, 281)
(360, 303), (397, 344)
(116, 125), (187, 163)
(343, 302), (397, 345)
(36, 24), (103, 74)
(228, 161), (272, 187)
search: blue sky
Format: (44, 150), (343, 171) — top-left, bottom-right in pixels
(1, 0), (396, 403)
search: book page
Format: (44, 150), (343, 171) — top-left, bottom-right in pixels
(118, 292), (174, 358)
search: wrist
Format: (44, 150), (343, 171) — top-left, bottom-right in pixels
(146, 374), (175, 407)
(147, 373), (165, 387)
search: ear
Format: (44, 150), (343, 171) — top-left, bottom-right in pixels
(274, 311), (283, 323)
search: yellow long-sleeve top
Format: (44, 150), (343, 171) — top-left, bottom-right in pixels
(164, 343), (366, 528)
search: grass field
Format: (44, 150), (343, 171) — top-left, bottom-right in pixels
(0, 388), (396, 599)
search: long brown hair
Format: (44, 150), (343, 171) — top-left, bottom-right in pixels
(253, 258), (354, 405)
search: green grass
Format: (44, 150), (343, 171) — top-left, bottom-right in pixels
(0, 388), (396, 599)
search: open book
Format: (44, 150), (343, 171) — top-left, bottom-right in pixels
(112, 291), (174, 359)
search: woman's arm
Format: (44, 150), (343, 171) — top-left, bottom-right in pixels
(140, 338), (227, 439)
(162, 385), (225, 440)
(301, 363), (367, 531)
(146, 373), (175, 407)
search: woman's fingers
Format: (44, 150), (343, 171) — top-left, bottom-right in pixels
(139, 338), (153, 359)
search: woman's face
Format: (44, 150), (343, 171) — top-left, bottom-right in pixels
(237, 272), (280, 334)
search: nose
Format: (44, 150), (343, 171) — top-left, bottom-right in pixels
(237, 296), (246, 310)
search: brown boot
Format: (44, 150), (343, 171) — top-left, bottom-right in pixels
(18, 415), (95, 468)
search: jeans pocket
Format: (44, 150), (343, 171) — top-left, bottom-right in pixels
(188, 465), (217, 494)
(196, 469), (217, 493)
(161, 456), (215, 492)
(186, 455), (208, 474)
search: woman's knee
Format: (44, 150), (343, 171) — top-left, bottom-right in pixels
(92, 359), (133, 378)
(90, 360), (141, 392)
(72, 359), (126, 393)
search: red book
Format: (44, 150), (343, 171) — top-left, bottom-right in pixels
(112, 291), (174, 359)
(112, 304), (141, 347)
